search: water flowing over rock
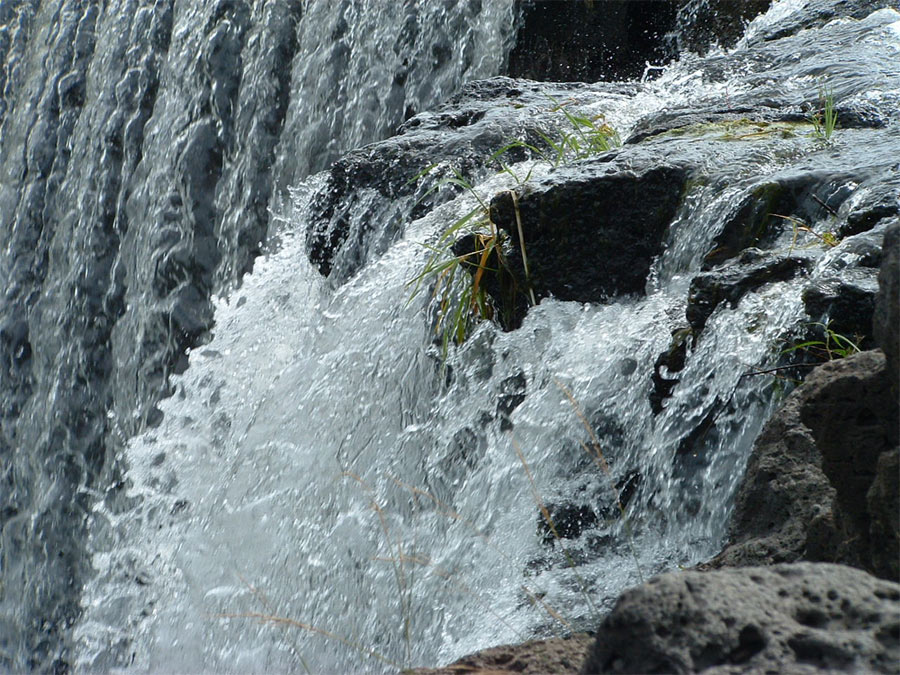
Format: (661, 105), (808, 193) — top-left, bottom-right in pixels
(0, 1), (517, 669)
(1, 0), (898, 672)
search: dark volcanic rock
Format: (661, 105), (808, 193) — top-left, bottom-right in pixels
(581, 563), (900, 674)
(687, 250), (810, 333)
(508, 0), (680, 82)
(748, 0), (899, 43)
(711, 350), (899, 580)
(802, 267), (880, 347)
(873, 220), (899, 387)
(305, 78), (640, 280)
(489, 162), (689, 305)
(413, 633), (594, 675)
(674, 0), (773, 54)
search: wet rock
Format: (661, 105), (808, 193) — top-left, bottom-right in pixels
(489, 162), (689, 305)
(540, 503), (599, 544)
(497, 372), (527, 431)
(305, 78), (638, 279)
(748, 0), (899, 43)
(700, 170), (860, 270)
(412, 633), (594, 675)
(581, 562), (900, 674)
(508, 0), (680, 82)
(711, 350), (899, 580)
(873, 220), (899, 387)
(843, 178), (900, 238)
(649, 327), (693, 415)
(801, 267), (879, 347)
(687, 250), (811, 332)
(674, 0), (773, 54)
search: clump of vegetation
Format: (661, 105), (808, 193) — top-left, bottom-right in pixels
(408, 97), (621, 354)
(772, 213), (840, 251)
(781, 322), (861, 362)
(808, 83), (837, 141)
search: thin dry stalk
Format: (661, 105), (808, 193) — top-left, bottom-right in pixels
(236, 574), (312, 674)
(554, 380), (644, 583)
(388, 475), (570, 632)
(510, 435), (600, 620)
(374, 552), (532, 641)
(509, 190), (537, 306)
(341, 472), (413, 664)
(220, 612), (401, 669)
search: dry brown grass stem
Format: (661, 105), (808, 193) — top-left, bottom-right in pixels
(219, 612), (401, 669)
(553, 379), (644, 583)
(387, 475), (570, 633)
(510, 435), (600, 619)
(374, 552), (529, 641)
(341, 471), (413, 663)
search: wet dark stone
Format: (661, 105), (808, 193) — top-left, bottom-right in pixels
(508, 0), (680, 82)
(497, 372), (527, 430)
(873, 220), (899, 388)
(490, 162), (689, 305)
(688, 251), (811, 332)
(305, 78), (591, 279)
(540, 502), (599, 544)
(702, 171), (860, 270)
(749, 0), (898, 43)
(650, 328), (693, 415)
(674, 0), (773, 54)
(802, 268), (879, 348)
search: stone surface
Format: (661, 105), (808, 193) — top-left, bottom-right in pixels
(674, 0), (773, 54)
(508, 0), (680, 82)
(581, 563), (900, 674)
(802, 267), (880, 347)
(304, 77), (640, 280)
(687, 250), (810, 333)
(874, 220), (899, 387)
(712, 350), (899, 580)
(489, 162), (689, 304)
(411, 633), (594, 675)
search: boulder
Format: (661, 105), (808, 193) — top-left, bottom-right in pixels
(412, 633), (594, 675)
(489, 162), (689, 305)
(508, 0), (680, 82)
(712, 350), (899, 580)
(674, 0), (772, 54)
(873, 220), (899, 388)
(801, 268), (879, 347)
(581, 563), (900, 674)
(687, 250), (810, 332)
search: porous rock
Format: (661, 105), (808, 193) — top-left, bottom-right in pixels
(580, 563), (900, 674)
(411, 633), (594, 675)
(712, 350), (899, 580)
(873, 220), (899, 388)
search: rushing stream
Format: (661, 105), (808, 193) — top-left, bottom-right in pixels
(3, 0), (900, 672)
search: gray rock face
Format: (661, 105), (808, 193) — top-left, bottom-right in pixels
(581, 563), (900, 674)
(713, 350), (899, 580)
(874, 220), (899, 388)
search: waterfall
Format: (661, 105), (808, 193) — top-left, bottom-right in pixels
(0, 1), (516, 670)
(4, 0), (899, 671)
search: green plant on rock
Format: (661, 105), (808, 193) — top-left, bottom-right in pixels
(808, 83), (837, 141)
(781, 322), (862, 362)
(408, 99), (621, 353)
(772, 213), (840, 252)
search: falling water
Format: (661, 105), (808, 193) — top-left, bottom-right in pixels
(3, 0), (898, 672)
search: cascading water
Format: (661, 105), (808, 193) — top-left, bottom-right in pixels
(72, 2), (900, 669)
(4, 0), (899, 671)
(0, 1), (516, 670)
